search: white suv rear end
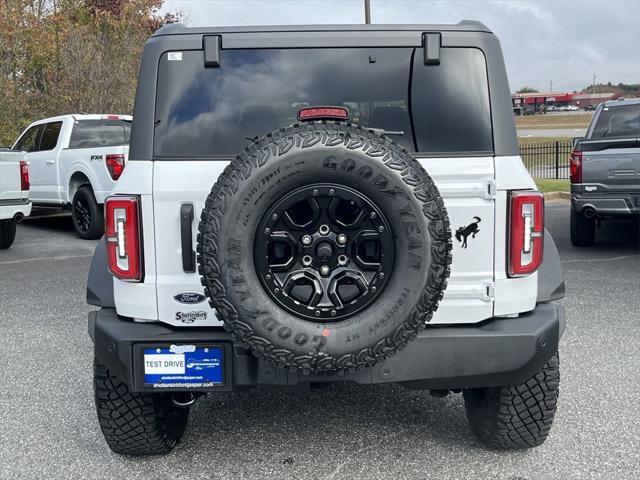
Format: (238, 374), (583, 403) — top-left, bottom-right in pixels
(87, 22), (565, 455)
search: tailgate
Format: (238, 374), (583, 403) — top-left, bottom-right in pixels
(580, 137), (640, 192)
(0, 151), (27, 204)
(152, 157), (496, 327)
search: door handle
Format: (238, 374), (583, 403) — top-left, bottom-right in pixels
(46, 159), (55, 165)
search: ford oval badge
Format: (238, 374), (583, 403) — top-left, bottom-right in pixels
(174, 292), (206, 304)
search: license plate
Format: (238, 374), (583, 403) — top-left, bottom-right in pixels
(143, 345), (224, 388)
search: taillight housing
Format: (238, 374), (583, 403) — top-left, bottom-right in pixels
(569, 148), (582, 183)
(106, 154), (125, 181)
(19, 160), (29, 191)
(508, 191), (544, 277)
(105, 196), (142, 282)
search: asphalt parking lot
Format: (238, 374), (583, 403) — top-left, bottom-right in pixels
(1, 203), (639, 480)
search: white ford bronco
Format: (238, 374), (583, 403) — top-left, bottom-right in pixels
(12, 114), (131, 239)
(87, 22), (566, 455)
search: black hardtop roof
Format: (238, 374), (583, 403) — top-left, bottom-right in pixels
(152, 20), (492, 37)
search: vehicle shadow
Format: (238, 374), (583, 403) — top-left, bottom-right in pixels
(21, 208), (75, 233)
(594, 217), (640, 252)
(183, 383), (481, 457)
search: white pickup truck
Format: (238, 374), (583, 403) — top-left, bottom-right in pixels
(12, 114), (131, 239)
(0, 149), (31, 249)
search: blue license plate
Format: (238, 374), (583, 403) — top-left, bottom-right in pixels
(143, 345), (223, 388)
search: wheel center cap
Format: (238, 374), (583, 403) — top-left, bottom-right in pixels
(316, 241), (333, 260)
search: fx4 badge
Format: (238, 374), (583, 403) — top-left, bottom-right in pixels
(175, 311), (207, 324)
(174, 292), (206, 304)
(455, 216), (481, 249)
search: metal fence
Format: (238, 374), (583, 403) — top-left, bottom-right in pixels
(519, 141), (573, 179)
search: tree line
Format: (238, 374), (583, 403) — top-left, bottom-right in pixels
(0, 0), (177, 145)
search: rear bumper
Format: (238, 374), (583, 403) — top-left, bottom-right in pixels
(89, 303), (565, 392)
(571, 192), (640, 216)
(0, 199), (31, 221)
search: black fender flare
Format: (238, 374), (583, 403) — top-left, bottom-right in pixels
(86, 238), (115, 308)
(537, 229), (565, 303)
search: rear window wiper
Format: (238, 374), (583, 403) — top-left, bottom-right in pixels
(366, 127), (405, 136)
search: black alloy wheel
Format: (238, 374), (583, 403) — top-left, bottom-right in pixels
(254, 184), (395, 322)
(74, 196), (92, 233)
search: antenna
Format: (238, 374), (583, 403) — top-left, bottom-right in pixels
(364, 0), (371, 24)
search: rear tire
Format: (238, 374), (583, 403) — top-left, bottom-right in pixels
(0, 219), (17, 249)
(570, 209), (595, 246)
(94, 360), (190, 455)
(72, 186), (104, 239)
(463, 352), (560, 450)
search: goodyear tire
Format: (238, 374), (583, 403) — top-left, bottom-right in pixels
(94, 359), (189, 455)
(463, 352), (560, 449)
(198, 122), (452, 373)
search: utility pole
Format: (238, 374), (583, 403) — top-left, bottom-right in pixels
(364, 0), (371, 24)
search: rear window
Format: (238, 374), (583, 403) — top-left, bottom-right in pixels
(68, 119), (131, 149)
(39, 121), (63, 151)
(154, 47), (492, 157)
(592, 104), (640, 138)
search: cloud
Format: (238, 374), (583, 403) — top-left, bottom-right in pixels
(160, 0), (640, 92)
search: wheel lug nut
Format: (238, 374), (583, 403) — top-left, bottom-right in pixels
(329, 188), (335, 196)
(378, 226), (384, 232)
(331, 310), (336, 316)
(302, 235), (312, 245)
(319, 224), (330, 235)
(313, 189), (319, 196)
(302, 255), (312, 266)
(338, 255), (348, 266)
(370, 211), (377, 218)
(266, 274), (271, 280)
(274, 288), (280, 293)
(271, 213), (278, 220)
(378, 272), (385, 279)
(336, 234), (347, 245)
(264, 227), (270, 234)
(372, 286), (377, 292)
(315, 310), (321, 317)
(320, 265), (330, 276)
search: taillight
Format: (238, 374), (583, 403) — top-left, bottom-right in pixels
(19, 160), (29, 191)
(509, 191), (544, 277)
(297, 106), (349, 121)
(106, 154), (125, 180)
(569, 148), (582, 183)
(105, 196), (142, 281)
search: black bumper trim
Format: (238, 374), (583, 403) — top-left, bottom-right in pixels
(89, 303), (564, 392)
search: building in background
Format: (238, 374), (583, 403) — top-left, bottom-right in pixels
(512, 92), (618, 114)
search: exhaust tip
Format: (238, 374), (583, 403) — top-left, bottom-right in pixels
(583, 208), (595, 218)
(13, 213), (24, 223)
(172, 392), (197, 408)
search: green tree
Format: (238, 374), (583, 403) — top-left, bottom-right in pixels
(0, 0), (179, 145)
(516, 87), (539, 94)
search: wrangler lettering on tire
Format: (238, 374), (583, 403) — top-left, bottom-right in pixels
(198, 122), (452, 374)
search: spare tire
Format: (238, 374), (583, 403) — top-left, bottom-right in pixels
(198, 122), (451, 374)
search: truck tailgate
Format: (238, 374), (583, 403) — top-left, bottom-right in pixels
(580, 137), (640, 193)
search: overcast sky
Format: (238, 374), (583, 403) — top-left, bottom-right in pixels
(160, 0), (640, 93)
